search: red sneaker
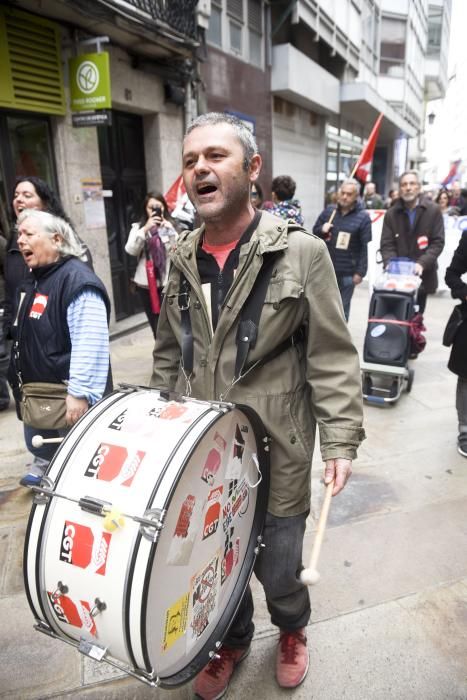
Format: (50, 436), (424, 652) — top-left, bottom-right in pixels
(275, 628), (309, 688)
(193, 646), (250, 700)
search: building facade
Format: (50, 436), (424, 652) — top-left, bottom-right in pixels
(0, 0), (199, 328)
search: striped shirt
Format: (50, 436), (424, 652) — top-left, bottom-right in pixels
(66, 289), (109, 404)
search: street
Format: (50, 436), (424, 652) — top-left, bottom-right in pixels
(1, 283), (466, 700)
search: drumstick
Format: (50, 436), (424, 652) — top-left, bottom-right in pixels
(300, 479), (334, 585)
(31, 435), (64, 448)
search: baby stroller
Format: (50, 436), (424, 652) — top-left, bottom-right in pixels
(361, 258), (421, 404)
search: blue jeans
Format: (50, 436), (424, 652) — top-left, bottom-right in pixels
(24, 423), (68, 462)
(224, 511), (311, 648)
(337, 275), (355, 322)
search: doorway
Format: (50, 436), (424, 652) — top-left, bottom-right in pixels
(98, 110), (147, 320)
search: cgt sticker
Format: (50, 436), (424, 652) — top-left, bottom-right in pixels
(47, 591), (97, 636)
(202, 486), (223, 540)
(417, 235), (429, 250)
(85, 443), (145, 486)
(162, 592), (189, 652)
(60, 521), (111, 575)
(108, 409), (127, 431)
(29, 293), (48, 319)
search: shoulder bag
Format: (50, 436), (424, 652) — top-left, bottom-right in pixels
(442, 304), (466, 347)
(21, 382), (68, 430)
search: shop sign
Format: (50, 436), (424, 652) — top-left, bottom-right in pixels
(69, 52), (111, 112)
(72, 110), (112, 128)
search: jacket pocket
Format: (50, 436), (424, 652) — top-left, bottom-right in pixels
(264, 277), (303, 306)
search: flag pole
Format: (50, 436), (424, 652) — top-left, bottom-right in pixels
(326, 112), (383, 227)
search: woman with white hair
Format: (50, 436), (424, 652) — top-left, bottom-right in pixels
(9, 209), (111, 487)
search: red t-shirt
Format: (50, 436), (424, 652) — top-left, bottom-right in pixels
(202, 238), (240, 270)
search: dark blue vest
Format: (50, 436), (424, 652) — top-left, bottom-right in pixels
(13, 257), (110, 386)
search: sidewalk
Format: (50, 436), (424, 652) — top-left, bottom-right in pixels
(0, 285), (466, 699)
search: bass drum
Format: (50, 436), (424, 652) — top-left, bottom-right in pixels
(23, 388), (269, 688)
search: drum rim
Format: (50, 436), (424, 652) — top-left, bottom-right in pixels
(138, 402), (270, 688)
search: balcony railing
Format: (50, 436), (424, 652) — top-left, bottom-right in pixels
(104, 0), (199, 40)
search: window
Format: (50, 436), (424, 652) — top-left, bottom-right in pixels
(206, 4), (222, 47)
(229, 20), (242, 54)
(380, 16), (406, 77)
(427, 7), (442, 57)
(0, 111), (58, 232)
(248, 0), (262, 67)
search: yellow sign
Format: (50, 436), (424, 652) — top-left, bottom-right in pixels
(163, 593), (189, 651)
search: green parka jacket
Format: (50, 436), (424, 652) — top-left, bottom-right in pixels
(151, 211), (365, 517)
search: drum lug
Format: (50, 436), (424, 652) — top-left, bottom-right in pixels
(254, 535), (265, 555)
(262, 435), (271, 453)
(139, 508), (166, 541)
(32, 476), (55, 504)
(117, 383), (141, 394)
(51, 580), (69, 601)
(90, 597), (107, 618)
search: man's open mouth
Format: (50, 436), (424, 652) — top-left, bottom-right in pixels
(196, 183), (217, 196)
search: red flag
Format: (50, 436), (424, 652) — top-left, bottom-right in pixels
(165, 174), (186, 213)
(353, 113), (384, 183)
(441, 159), (461, 187)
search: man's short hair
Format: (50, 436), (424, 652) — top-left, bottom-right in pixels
(399, 170), (420, 185)
(339, 178), (360, 194)
(185, 112), (258, 171)
(272, 175), (296, 201)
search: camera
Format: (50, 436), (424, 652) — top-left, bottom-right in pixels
(152, 205), (162, 217)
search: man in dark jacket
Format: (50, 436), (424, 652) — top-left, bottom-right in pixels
(380, 170), (445, 313)
(313, 178), (372, 320)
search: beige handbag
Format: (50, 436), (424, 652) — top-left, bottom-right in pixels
(21, 382), (68, 430)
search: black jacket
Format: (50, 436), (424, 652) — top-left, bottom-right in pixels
(381, 197), (445, 294)
(312, 202), (372, 277)
(445, 232), (467, 378)
(10, 257), (110, 388)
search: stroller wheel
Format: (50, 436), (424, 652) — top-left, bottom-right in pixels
(406, 368), (415, 393)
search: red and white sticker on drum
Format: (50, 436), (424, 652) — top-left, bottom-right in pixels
(202, 486), (223, 541)
(188, 551), (221, 648)
(221, 527), (240, 586)
(200, 431), (227, 485)
(162, 592), (189, 652)
(85, 443), (145, 486)
(47, 591), (97, 636)
(60, 521), (111, 575)
(167, 495), (202, 566)
(222, 478), (249, 534)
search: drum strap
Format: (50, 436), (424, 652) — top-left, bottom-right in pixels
(178, 250), (305, 380)
(178, 275), (194, 376)
(234, 251), (280, 380)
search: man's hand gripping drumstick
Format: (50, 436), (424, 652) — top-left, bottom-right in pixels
(300, 458), (352, 586)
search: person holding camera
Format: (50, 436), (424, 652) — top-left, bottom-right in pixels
(125, 192), (177, 338)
